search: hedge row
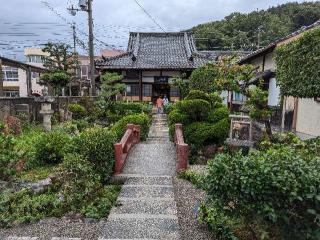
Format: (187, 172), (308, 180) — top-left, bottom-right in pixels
(168, 90), (230, 157)
(201, 143), (320, 239)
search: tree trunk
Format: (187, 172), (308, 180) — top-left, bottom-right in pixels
(264, 119), (273, 141)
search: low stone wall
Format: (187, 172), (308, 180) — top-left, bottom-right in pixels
(0, 96), (97, 123)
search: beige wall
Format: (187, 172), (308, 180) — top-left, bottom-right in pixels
(296, 98), (320, 137)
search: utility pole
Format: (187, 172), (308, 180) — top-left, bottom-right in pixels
(68, 0), (96, 96)
(257, 26), (262, 50)
(87, 0), (96, 96)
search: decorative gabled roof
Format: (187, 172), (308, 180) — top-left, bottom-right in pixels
(95, 32), (212, 70)
(239, 19), (320, 64)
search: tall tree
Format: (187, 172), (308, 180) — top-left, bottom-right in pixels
(192, 2), (320, 51)
(40, 42), (78, 95)
(215, 57), (275, 140)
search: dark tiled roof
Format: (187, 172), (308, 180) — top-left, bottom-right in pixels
(239, 19), (320, 64)
(95, 32), (212, 70)
(199, 50), (251, 61)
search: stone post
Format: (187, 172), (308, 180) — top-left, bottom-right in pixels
(35, 96), (55, 132)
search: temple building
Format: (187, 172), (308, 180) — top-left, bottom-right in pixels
(95, 32), (213, 102)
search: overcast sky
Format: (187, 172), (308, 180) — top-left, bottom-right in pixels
(0, 0), (316, 60)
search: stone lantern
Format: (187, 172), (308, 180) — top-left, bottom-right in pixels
(35, 87), (55, 132)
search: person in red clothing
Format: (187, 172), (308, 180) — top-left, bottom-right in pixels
(156, 96), (164, 114)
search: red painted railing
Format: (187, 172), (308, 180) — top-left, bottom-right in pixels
(114, 124), (141, 174)
(174, 123), (189, 172)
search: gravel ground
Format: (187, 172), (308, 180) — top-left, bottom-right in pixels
(173, 176), (215, 240)
(0, 217), (106, 240)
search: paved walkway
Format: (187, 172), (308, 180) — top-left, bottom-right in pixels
(3, 115), (180, 240)
(100, 114), (181, 240)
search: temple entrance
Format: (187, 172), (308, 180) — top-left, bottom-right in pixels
(152, 84), (170, 103)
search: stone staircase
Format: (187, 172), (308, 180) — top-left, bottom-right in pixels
(4, 115), (180, 240)
(100, 114), (181, 240)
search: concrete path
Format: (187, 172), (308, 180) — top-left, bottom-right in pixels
(100, 114), (181, 240)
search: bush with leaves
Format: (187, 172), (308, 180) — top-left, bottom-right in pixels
(111, 113), (151, 141)
(175, 99), (211, 122)
(207, 106), (230, 123)
(202, 147), (320, 239)
(34, 130), (72, 165)
(184, 119), (229, 153)
(73, 127), (117, 181)
(107, 102), (151, 123)
(59, 153), (120, 218)
(68, 103), (87, 120)
(189, 63), (219, 93)
(0, 189), (63, 228)
(0, 135), (19, 181)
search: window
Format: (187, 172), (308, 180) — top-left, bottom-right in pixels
(81, 66), (88, 78)
(170, 86), (180, 97)
(126, 84), (140, 96)
(27, 55), (44, 63)
(143, 84), (152, 97)
(233, 92), (246, 102)
(2, 67), (19, 81)
(4, 90), (19, 98)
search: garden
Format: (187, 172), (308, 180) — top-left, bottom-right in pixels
(0, 70), (152, 228)
(170, 27), (320, 240)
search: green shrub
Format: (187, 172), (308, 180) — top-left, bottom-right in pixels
(111, 113), (151, 141)
(178, 170), (204, 188)
(59, 153), (102, 210)
(164, 103), (175, 114)
(34, 130), (72, 165)
(68, 103), (87, 120)
(189, 63), (218, 93)
(15, 128), (45, 170)
(185, 90), (223, 108)
(59, 153), (120, 218)
(114, 102), (150, 114)
(74, 127), (117, 180)
(80, 185), (121, 218)
(0, 189), (62, 228)
(203, 147), (320, 239)
(207, 106), (230, 123)
(184, 119), (229, 155)
(175, 99), (211, 122)
(0, 135), (19, 181)
(168, 110), (190, 127)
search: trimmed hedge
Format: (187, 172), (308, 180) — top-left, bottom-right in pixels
(186, 90), (223, 108)
(68, 104), (87, 120)
(74, 127), (117, 181)
(34, 130), (72, 165)
(111, 113), (151, 141)
(203, 146), (320, 239)
(184, 119), (229, 148)
(207, 106), (230, 124)
(175, 99), (211, 122)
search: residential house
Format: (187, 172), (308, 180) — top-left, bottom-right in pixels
(24, 48), (50, 96)
(0, 55), (46, 98)
(95, 32), (213, 102)
(238, 20), (320, 138)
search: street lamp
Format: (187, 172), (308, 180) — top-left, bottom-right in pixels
(68, 0), (96, 96)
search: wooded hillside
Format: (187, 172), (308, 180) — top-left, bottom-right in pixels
(192, 2), (320, 50)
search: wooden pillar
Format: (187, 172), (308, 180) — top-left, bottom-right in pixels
(0, 59), (3, 97)
(26, 66), (32, 97)
(139, 71), (143, 101)
(292, 98), (299, 132)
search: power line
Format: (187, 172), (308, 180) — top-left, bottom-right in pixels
(133, 0), (166, 33)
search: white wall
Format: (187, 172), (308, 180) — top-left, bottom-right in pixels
(296, 98), (320, 137)
(268, 78), (280, 106)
